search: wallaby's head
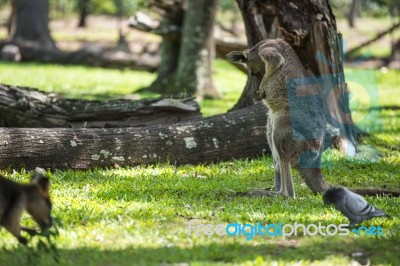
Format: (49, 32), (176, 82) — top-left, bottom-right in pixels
(27, 173), (52, 230)
(226, 39), (289, 81)
(226, 45), (265, 81)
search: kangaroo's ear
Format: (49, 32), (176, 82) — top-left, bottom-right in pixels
(35, 177), (50, 197)
(258, 45), (284, 67)
(31, 173), (50, 197)
(226, 51), (249, 64)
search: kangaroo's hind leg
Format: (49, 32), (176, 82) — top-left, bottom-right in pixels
(273, 116), (296, 198)
(295, 147), (330, 194)
(273, 161), (281, 192)
(268, 116), (281, 192)
(247, 116), (281, 197)
(296, 167), (330, 194)
(278, 161), (295, 198)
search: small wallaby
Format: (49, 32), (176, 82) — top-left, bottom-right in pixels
(0, 172), (52, 244)
(227, 39), (329, 198)
(227, 39), (400, 199)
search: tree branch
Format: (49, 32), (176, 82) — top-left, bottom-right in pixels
(346, 22), (400, 57)
(0, 84), (201, 128)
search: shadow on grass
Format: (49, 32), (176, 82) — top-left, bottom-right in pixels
(1, 237), (398, 266)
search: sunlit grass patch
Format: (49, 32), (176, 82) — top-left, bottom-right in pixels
(0, 148), (399, 265)
(0, 62), (157, 100)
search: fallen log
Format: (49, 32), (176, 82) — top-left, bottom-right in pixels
(0, 102), (269, 170)
(0, 84), (201, 128)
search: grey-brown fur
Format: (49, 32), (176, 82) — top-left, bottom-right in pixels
(0, 173), (52, 244)
(227, 38), (330, 198)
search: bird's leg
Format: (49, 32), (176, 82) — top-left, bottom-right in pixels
(349, 223), (357, 229)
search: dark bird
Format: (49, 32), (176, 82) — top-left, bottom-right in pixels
(323, 187), (386, 226)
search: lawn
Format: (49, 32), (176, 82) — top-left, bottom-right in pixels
(0, 60), (247, 116)
(0, 61), (399, 266)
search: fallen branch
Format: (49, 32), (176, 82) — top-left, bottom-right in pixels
(346, 22), (400, 57)
(0, 84), (201, 128)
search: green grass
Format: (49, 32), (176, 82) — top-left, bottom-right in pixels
(1, 158), (399, 266)
(0, 62), (157, 100)
(0, 61), (399, 265)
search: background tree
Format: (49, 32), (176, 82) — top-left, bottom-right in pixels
(77, 0), (90, 28)
(167, 0), (219, 98)
(132, 0), (220, 99)
(9, 0), (56, 50)
(348, 0), (359, 28)
(140, 0), (184, 94)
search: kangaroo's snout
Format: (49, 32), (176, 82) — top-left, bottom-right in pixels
(40, 216), (53, 230)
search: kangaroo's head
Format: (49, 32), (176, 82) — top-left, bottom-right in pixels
(226, 39), (289, 82)
(226, 45), (265, 81)
(26, 173), (52, 230)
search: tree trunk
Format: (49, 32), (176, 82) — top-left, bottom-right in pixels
(9, 0), (56, 51)
(144, 1), (184, 94)
(348, 0), (358, 28)
(148, 38), (181, 93)
(78, 0), (90, 28)
(129, 11), (248, 75)
(231, 0), (358, 154)
(6, 0), (16, 35)
(0, 84), (201, 128)
(0, 102), (269, 170)
(130, 1), (220, 98)
(169, 0), (219, 98)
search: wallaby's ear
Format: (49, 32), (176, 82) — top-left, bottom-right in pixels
(258, 45), (284, 67)
(31, 172), (50, 197)
(35, 177), (50, 197)
(226, 51), (248, 64)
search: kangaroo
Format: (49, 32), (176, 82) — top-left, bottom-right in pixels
(227, 39), (331, 198)
(0, 172), (52, 244)
(227, 39), (400, 199)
